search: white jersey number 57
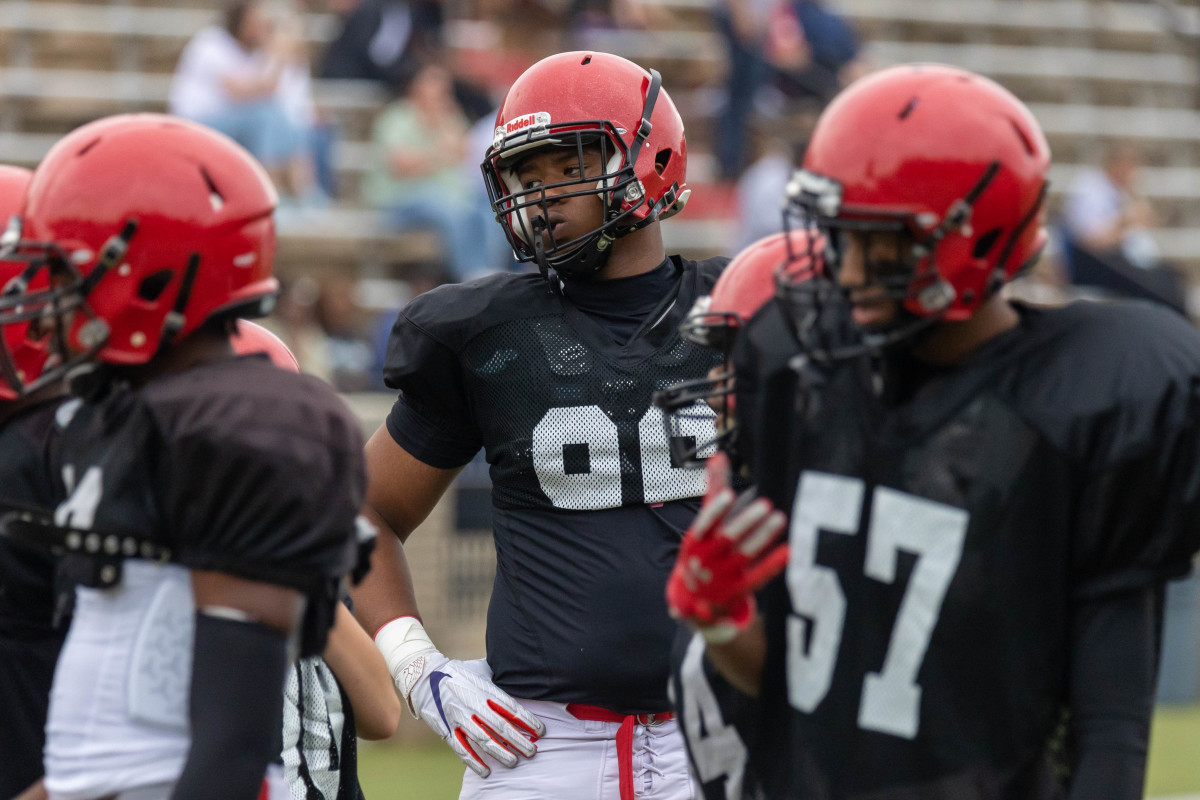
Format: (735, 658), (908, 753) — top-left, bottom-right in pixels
(786, 472), (968, 739)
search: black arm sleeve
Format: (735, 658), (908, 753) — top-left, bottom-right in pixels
(1065, 585), (1164, 800)
(172, 612), (289, 800)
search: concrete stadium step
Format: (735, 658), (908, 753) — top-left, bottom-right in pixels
(0, 67), (386, 137)
(828, 0), (1198, 52)
(6, 66), (1197, 144)
(865, 40), (1195, 108)
(1, 1), (338, 73)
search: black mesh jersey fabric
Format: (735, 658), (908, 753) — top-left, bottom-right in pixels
(736, 299), (1200, 799)
(463, 311), (724, 510)
(383, 256), (730, 709)
(51, 356), (366, 653)
(386, 256), (729, 512)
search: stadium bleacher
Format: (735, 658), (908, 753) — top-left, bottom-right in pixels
(2, 0), (1198, 276)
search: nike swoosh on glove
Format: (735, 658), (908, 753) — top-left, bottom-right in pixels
(375, 618), (546, 778)
(410, 655), (545, 777)
(666, 452), (788, 644)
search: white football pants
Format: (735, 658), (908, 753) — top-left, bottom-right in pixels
(458, 696), (697, 800)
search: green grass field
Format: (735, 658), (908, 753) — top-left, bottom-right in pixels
(356, 705), (1200, 799)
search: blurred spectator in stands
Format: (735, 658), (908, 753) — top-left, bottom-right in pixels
(274, 5), (339, 200)
(169, 0), (319, 202)
(465, 108), (522, 274)
(271, 276), (332, 380)
(771, 0), (865, 106)
(1063, 142), (1162, 270)
(319, 0), (443, 89)
(735, 117), (805, 249)
(319, 0), (494, 122)
(1060, 142), (1185, 313)
(713, 0), (863, 178)
(364, 63), (482, 280)
(567, 0), (662, 39)
(316, 276), (376, 392)
(712, 0), (773, 179)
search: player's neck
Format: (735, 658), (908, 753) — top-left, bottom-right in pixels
(121, 326), (236, 386)
(0, 382), (64, 423)
(592, 223), (667, 281)
(910, 295), (1021, 366)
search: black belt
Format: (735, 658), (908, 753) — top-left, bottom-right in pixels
(0, 508), (171, 588)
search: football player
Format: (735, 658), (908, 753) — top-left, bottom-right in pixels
(354, 51), (727, 799)
(656, 230), (819, 800)
(231, 320), (402, 800)
(0, 164), (68, 800)
(669, 64), (1200, 799)
(0, 114), (367, 800)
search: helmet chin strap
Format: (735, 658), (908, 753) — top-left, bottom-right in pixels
(531, 216), (552, 285)
(532, 216), (613, 281)
(553, 239), (612, 279)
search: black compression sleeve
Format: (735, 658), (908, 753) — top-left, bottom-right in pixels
(171, 612), (289, 800)
(1066, 585), (1164, 800)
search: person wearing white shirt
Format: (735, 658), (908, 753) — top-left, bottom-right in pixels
(1062, 143), (1161, 270)
(169, 0), (316, 199)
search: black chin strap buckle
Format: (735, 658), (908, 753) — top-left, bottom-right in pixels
(81, 219), (138, 295)
(626, 69), (663, 171)
(157, 252), (201, 352)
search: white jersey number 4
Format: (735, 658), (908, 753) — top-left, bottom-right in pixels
(676, 634), (747, 800)
(55, 464), (104, 530)
(786, 472), (968, 739)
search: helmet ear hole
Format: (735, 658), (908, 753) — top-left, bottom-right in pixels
(654, 148), (672, 176)
(973, 227), (1003, 260)
(137, 269), (174, 302)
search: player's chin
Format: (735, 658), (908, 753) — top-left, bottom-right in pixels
(850, 300), (899, 329)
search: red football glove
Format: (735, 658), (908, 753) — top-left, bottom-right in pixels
(667, 453), (789, 643)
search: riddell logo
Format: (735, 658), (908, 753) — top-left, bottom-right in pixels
(506, 112), (551, 134)
(494, 111), (552, 149)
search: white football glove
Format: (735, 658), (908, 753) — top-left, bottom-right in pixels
(375, 617), (546, 777)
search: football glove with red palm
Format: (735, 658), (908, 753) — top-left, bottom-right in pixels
(667, 453), (789, 643)
(375, 617), (545, 777)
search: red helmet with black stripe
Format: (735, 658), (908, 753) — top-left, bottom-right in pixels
(0, 164), (45, 401)
(482, 51), (689, 278)
(780, 64), (1051, 357)
(0, 114), (279, 393)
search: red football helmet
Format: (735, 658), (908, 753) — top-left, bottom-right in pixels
(482, 51), (689, 278)
(780, 64), (1050, 356)
(0, 114), (278, 393)
(654, 230), (819, 467)
(0, 165), (48, 401)
(231, 320), (300, 373)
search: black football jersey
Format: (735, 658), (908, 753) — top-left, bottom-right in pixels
(669, 628), (764, 800)
(51, 356), (366, 651)
(0, 398), (65, 636)
(737, 300), (1200, 799)
(0, 397), (67, 800)
(383, 256), (727, 712)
